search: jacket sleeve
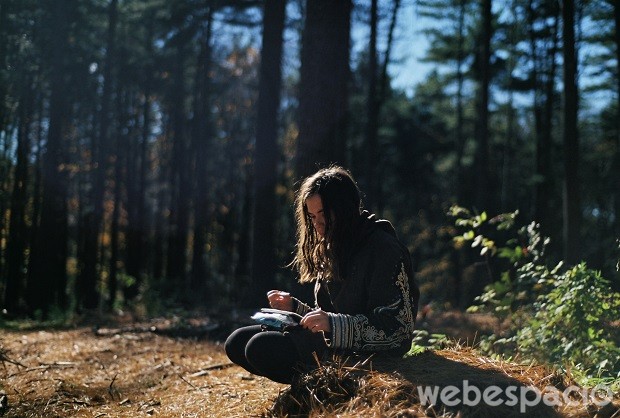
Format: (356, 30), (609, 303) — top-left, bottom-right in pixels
(291, 297), (313, 316)
(325, 257), (417, 352)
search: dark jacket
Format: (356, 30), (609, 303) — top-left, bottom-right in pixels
(293, 211), (420, 355)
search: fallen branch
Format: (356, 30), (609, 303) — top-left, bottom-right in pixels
(0, 347), (27, 368)
(94, 323), (219, 339)
(39, 361), (78, 367)
(8, 362), (78, 378)
(188, 362), (234, 377)
(178, 374), (198, 390)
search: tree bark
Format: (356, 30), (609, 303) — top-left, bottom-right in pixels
(108, 122), (123, 310)
(295, 0), (352, 178)
(525, 0), (560, 235)
(455, 0), (467, 204)
(76, 0), (118, 311)
(4, 74), (33, 314)
(365, 0), (379, 210)
(474, 0), (493, 212)
(0, 0), (9, 135)
(124, 19), (154, 301)
(247, 0), (287, 305)
(612, 0), (620, 241)
(166, 41), (191, 291)
(561, 0), (581, 264)
(27, 1), (72, 317)
(191, 8), (215, 295)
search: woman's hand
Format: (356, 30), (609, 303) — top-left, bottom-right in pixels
(267, 290), (293, 311)
(300, 309), (331, 333)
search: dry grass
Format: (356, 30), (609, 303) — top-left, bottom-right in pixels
(1, 312), (618, 417)
(266, 347), (620, 418)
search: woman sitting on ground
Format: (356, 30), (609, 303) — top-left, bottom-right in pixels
(225, 165), (420, 384)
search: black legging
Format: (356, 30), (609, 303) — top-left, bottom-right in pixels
(225, 325), (328, 384)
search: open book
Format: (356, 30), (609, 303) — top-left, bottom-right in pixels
(251, 308), (303, 330)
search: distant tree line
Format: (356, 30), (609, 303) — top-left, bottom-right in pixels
(0, 0), (618, 318)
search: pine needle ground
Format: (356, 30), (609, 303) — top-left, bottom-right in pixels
(1, 313), (618, 417)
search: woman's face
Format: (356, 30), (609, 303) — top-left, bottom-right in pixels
(306, 194), (326, 237)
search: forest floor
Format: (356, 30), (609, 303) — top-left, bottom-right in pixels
(0, 310), (618, 417)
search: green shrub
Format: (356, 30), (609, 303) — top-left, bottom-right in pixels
(516, 263), (620, 379)
(449, 205), (620, 385)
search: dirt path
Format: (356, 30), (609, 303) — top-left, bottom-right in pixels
(0, 326), (285, 417)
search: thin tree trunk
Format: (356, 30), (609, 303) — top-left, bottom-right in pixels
(374, 0), (401, 214)
(166, 42), (191, 291)
(500, 1), (519, 212)
(451, 0), (469, 309)
(379, 0), (401, 102)
(108, 132), (122, 310)
(248, 0), (286, 305)
(455, 0), (466, 204)
(474, 0), (493, 212)
(561, 0), (581, 264)
(0, 0), (9, 135)
(28, 89), (45, 286)
(237, 161), (253, 280)
(4, 75), (33, 314)
(27, 2), (72, 316)
(612, 0), (620, 240)
(124, 20), (154, 301)
(527, 0), (543, 223)
(77, 0), (118, 310)
(152, 159), (168, 282)
(108, 80), (127, 309)
(529, 2), (559, 235)
(191, 8), (215, 295)
(365, 0), (379, 210)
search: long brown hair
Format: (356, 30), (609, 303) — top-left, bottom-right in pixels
(291, 166), (363, 283)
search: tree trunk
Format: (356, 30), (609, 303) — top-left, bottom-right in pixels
(108, 129), (122, 310)
(27, 92), (45, 290)
(295, 0), (352, 178)
(248, 0), (286, 305)
(76, 0), (118, 311)
(124, 20), (154, 301)
(108, 80), (129, 309)
(166, 42), (191, 291)
(379, 0), (401, 103)
(0, 0), (10, 283)
(27, 1), (72, 317)
(474, 0), (493, 212)
(527, 0), (560, 235)
(541, 13), (559, 224)
(152, 163), (168, 282)
(561, 0), (581, 264)
(191, 8), (215, 295)
(153, 132), (170, 282)
(455, 0), (467, 204)
(4, 75), (33, 314)
(365, 0), (379, 210)
(373, 0), (401, 214)
(613, 0), (620, 241)
(0, 0), (9, 134)
(237, 162), (253, 280)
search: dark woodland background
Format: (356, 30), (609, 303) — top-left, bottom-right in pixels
(0, 0), (619, 319)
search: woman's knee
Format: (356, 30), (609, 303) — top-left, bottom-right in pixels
(225, 325), (262, 363)
(245, 332), (299, 384)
